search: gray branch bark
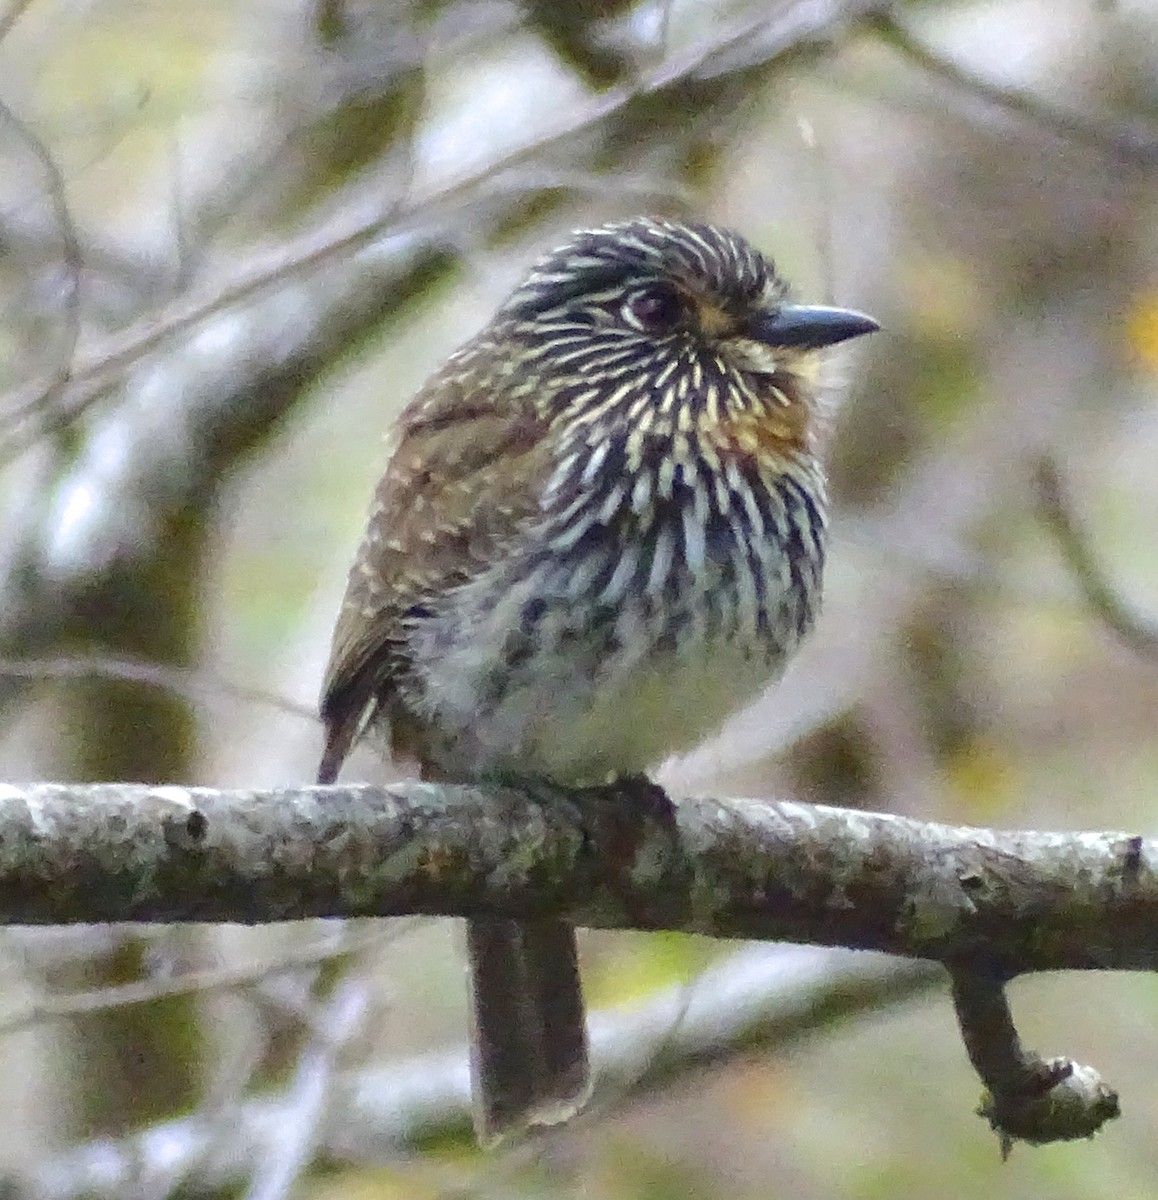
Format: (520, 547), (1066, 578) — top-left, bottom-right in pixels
(0, 779), (1150, 970)
(0, 778), (1133, 1153)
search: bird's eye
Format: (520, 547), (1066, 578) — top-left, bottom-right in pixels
(623, 285), (683, 334)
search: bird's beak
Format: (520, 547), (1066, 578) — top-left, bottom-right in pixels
(748, 304), (879, 350)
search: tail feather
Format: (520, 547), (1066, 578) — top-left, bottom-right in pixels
(467, 916), (591, 1144)
(319, 749), (592, 1144)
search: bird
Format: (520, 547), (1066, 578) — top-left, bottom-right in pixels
(316, 216), (878, 1144)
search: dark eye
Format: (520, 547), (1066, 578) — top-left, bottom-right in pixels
(623, 284), (683, 333)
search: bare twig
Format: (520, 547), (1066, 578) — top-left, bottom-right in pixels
(0, 654), (316, 722)
(24, 946), (937, 1199)
(0, 91), (83, 418)
(950, 964), (1119, 1156)
(0, 207), (432, 462)
(0, 0), (36, 43)
(244, 971), (369, 1200)
(0, 221), (447, 682)
(584, 945), (938, 1119)
(1035, 455), (1158, 658)
(0, 0), (885, 462)
(871, 13), (1158, 168)
(0, 924), (392, 1038)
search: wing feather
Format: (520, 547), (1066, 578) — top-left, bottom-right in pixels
(318, 351), (550, 782)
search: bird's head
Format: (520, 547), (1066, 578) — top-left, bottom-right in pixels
(495, 217), (877, 459)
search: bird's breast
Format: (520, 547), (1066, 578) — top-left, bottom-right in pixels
(405, 437), (827, 784)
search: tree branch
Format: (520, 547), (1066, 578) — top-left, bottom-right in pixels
(0, 780), (1150, 971)
(0, 777), (1134, 1152)
(950, 964), (1119, 1159)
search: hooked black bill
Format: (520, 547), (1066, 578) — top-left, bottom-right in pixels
(748, 304), (879, 350)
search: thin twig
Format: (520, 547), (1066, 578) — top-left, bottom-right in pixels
(0, 0), (36, 43)
(0, 92), (84, 425)
(871, 12), (1158, 169)
(950, 963), (1119, 1156)
(0, 924), (395, 1039)
(25, 948), (937, 1199)
(0, 654), (317, 722)
(1035, 455), (1158, 658)
(0, 0), (886, 462)
(244, 972), (369, 1200)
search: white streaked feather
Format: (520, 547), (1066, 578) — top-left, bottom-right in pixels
(579, 438), (610, 486)
(682, 501), (706, 576)
(631, 470), (653, 514)
(598, 481), (628, 525)
(646, 524), (675, 596)
(549, 504), (601, 551)
(599, 540), (640, 606)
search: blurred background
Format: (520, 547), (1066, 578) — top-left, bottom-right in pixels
(0, 0), (1156, 1195)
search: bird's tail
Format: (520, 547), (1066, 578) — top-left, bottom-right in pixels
(466, 916), (591, 1145)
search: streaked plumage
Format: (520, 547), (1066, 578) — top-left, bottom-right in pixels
(318, 216), (877, 1143)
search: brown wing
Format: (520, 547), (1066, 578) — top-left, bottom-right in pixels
(317, 346), (552, 783)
